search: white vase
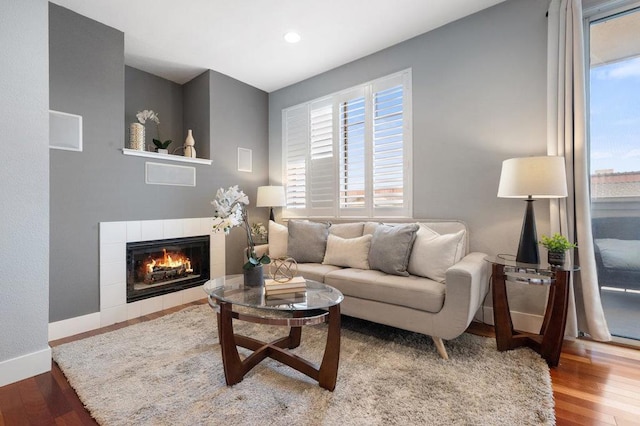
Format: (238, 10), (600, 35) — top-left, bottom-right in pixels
(184, 129), (196, 158)
(157, 148), (169, 155)
(129, 123), (145, 151)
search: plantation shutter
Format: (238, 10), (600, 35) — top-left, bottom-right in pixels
(309, 98), (334, 215)
(283, 104), (308, 212)
(372, 76), (406, 215)
(338, 88), (368, 216)
(282, 69), (412, 219)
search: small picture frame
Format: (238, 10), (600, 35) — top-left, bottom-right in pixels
(237, 147), (252, 172)
(49, 110), (83, 151)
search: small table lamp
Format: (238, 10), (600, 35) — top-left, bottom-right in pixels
(256, 186), (286, 221)
(497, 156), (568, 264)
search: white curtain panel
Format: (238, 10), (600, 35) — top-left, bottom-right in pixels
(547, 0), (611, 341)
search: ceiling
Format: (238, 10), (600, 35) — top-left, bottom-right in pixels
(50, 0), (507, 92)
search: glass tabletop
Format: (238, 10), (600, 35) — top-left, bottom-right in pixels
(485, 255), (579, 272)
(203, 275), (343, 311)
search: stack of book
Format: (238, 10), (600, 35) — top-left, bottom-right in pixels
(264, 276), (307, 297)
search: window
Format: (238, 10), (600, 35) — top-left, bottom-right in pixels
(587, 4), (640, 342)
(282, 69), (412, 218)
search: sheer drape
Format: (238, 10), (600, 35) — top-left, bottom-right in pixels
(547, 0), (611, 341)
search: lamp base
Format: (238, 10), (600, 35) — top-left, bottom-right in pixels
(516, 198), (539, 265)
(269, 208), (275, 222)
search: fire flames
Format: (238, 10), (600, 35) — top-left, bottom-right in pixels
(145, 249), (192, 274)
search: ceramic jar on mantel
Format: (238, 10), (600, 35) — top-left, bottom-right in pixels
(129, 123), (145, 151)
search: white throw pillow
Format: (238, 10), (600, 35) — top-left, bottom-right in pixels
(408, 225), (466, 283)
(322, 234), (373, 270)
(268, 220), (288, 259)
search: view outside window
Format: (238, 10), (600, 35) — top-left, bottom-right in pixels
(589, 8), (640, 342)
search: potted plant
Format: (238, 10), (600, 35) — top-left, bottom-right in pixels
(136, 109), (172, 153)
(152, 138), (172, 154)
(539, 233), (577, 266)
(211, 185), (270, 286)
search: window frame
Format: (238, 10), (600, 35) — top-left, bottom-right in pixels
(281, 69), (412, 219)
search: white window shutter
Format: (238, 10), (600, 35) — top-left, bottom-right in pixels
(309, 99), (334, 215)
(283, 104), (308, 214)
(282, 69), (412, 219)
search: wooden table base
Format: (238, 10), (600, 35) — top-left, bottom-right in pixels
(492, 263), (570, 367)
(216, 302), (341, 391)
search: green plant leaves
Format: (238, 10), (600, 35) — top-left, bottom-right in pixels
(152, 139), (172, 149)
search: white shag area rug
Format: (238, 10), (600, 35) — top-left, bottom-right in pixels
(52, 305), (555, 425)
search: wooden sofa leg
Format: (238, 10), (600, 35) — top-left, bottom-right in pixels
(432, 336), (449, 360)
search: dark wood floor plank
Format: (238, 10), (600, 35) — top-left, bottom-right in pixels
(0, 381), (29, 426)
(17, 377), (56, 425)
(34, 366), (72, 420)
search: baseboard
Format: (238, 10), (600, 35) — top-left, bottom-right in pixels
(482, 307), (544, 334)
(0, 347), (52, 387)
(49, 311), (102, 341)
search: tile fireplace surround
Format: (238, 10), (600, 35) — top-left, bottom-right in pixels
(48, 218), (225, 341)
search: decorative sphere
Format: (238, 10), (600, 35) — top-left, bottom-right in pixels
(269, 257), (298, 282)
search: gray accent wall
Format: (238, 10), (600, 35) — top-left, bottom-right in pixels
(269, 0), (552, 314)
(0, 0), (50, 367)
(49, 4), (269, 322)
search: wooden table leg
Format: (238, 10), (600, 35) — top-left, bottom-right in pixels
(318, 304), (341, 391)
(218, 301), (244, 386)
(540, 270), (570, 367)
(288, 311), (303, 349)
(492, 263), (515, 351)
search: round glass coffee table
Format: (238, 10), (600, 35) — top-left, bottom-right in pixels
(203, 275), (343, 391)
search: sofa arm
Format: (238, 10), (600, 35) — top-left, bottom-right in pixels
(433, 252), (490, 339)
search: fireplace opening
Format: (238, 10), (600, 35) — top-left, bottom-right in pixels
(126, 235), (210, 303)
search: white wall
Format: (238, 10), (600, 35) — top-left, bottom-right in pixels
(0, 0), (51, 386)
(269, 0), (552, 315)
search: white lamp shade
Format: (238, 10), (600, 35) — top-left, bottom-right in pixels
(256, 185), (286, 207)
(497, 156), (568, 199)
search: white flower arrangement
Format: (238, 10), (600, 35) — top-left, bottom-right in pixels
(136, 109), (160, 125)
(251, 222), (268, 241)
(211, 185), (270, 269)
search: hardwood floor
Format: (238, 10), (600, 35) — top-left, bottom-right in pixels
(1, 301), (639, 425)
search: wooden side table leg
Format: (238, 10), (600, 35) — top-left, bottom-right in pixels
(540, 270), (570, 367)
(492, 263), (515, 351)
(318, 304), (341, 391)
(218, 302), (244, 385)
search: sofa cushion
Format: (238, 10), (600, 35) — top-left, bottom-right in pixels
(408, 226), (466, 283)
(363, 221), (381, 236)
(268, 220), (288, 259)
(368, 223), (419, 276)
(287, 220), (329, 263)
(329, 222), (365, 239)
(297, 263), (343, 283)
(324, 268), (445, 313)
(323, 234), (372, 269)
(595, 239), (640, 271)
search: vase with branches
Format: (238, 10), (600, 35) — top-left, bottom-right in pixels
(211, 185), (270, 284)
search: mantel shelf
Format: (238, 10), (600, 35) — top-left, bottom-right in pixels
(122, 148), (212, 165)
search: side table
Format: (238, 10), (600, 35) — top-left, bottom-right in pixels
(486, 256), (577, 367)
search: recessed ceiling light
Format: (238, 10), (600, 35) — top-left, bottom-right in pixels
(284, 32), (301, 43)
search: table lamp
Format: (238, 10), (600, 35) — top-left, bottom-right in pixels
(497, 156), (568, 264)
(256, 185), (286, 221)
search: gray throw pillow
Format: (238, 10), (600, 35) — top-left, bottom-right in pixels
(369, 223), (419, 276)
(287, 220), (330, 263)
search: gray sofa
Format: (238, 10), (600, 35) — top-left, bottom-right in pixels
(260, 219), (490, 359)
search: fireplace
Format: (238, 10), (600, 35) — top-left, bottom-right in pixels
(126, 235), (210, 302)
